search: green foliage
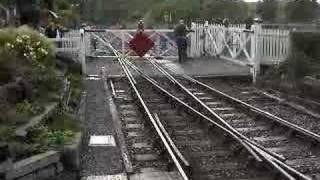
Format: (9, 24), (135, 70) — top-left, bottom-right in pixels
(46, 110), (80, 132)
(0, 26), (60, 97)
(31, 66), (62, 94)
(4, 26), (54, 66)
(16, 100), (44, 117)
(0, 26), (55, 75)
(279, 51), (314, 80)
(291, 31), (320, 62)
(82, 0), (250, 26)
(47, 130), (74, 145)
(202, 0), (249, 20)
(0, 126), (13, 142)
(257, 0), (278, 22)
(26, 125), (50, 153)
(16, 100), (34, 116)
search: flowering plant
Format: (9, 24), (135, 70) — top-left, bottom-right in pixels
(4, 33), (52, 69)
(0, 26), (59, 93)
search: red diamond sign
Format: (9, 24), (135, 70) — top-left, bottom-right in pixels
(129, 32), (155, 57)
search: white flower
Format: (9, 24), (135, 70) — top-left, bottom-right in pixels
(16, 37), (23, 43)
(6, 43), (13, 48)
(22, 35), (30, 39)
(40, 48), (48, 55)
(23, 53), (27, 57)
(36, 41), (41, 46)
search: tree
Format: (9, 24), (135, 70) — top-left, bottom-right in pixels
(285, 0), (319, 22)
(16, 0), (39, 26)
(203, 0), (249, 21)
(257, 0), (278, 22)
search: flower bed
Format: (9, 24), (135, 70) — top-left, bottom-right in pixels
(0, 26), (82, 164)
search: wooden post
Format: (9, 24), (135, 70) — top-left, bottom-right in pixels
(80, 28), (86, 74)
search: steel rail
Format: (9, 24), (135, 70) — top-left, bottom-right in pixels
(93, 32), (308, 179)
(145, 57), (286, 161)
(97, 35), (191, 180)
(122, 57), (266, 162)
(154, 113), (191, 176)
(85, 29), (174, 33)
(146, 58), (312, 180)
(189, 76), (320, 143)
(118, 57), (190, 180)
(123, 57), (306, 180)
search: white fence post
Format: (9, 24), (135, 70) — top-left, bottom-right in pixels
(79, 29), (86, 74)
(251, 23), (260, 84)
(190, 22), (196, 58)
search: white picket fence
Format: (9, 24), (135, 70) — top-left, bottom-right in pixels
(50, 30), (81, 61)
(189, 22), (291, 67)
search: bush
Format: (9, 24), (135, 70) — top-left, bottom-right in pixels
(264, 32), (320, 82)
(0, 26), (58, 92)
(277, 51), (314, 81)
(45, 110), (80, 132)
(47, 130), (74, 145)
(16, 100), (44, 117)
(291, 31), (320, 63)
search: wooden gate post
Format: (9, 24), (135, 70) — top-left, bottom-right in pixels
(79, 28), (86, 74)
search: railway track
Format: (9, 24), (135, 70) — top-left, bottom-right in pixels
(141, 57), (320, 179)
(111, 79), (184, 179)
(96, 35), (320, 179)
(111, 76), (279, 180)
(199, 79), (320, 134)
(179, 80), (320, 178)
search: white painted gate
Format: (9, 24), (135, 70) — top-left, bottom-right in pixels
(189, 21), (291, 81)
(84, 29), (180, 58)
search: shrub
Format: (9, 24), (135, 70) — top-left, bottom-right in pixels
(16, 100), (44, 117)
(45, 110), (80, 132)
(47, 130), (74, 145)
(0, 26), (59, 93)
(277, 51), (314, 81)
(0, 26), (54, 65)
(26, 125), (49, 144)
(291, 31), (320, 63)
(0, 126), (14, 142)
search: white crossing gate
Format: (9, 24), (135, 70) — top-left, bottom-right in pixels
(189, 21), (291, 81)
(84, 29), (181, 58)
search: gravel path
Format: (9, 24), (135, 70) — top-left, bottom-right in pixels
(80, 79), (124, 178)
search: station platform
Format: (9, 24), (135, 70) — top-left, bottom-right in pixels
(86, 57), (251, 77)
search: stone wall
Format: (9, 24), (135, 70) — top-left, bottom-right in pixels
(4, 151), (63, 180)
